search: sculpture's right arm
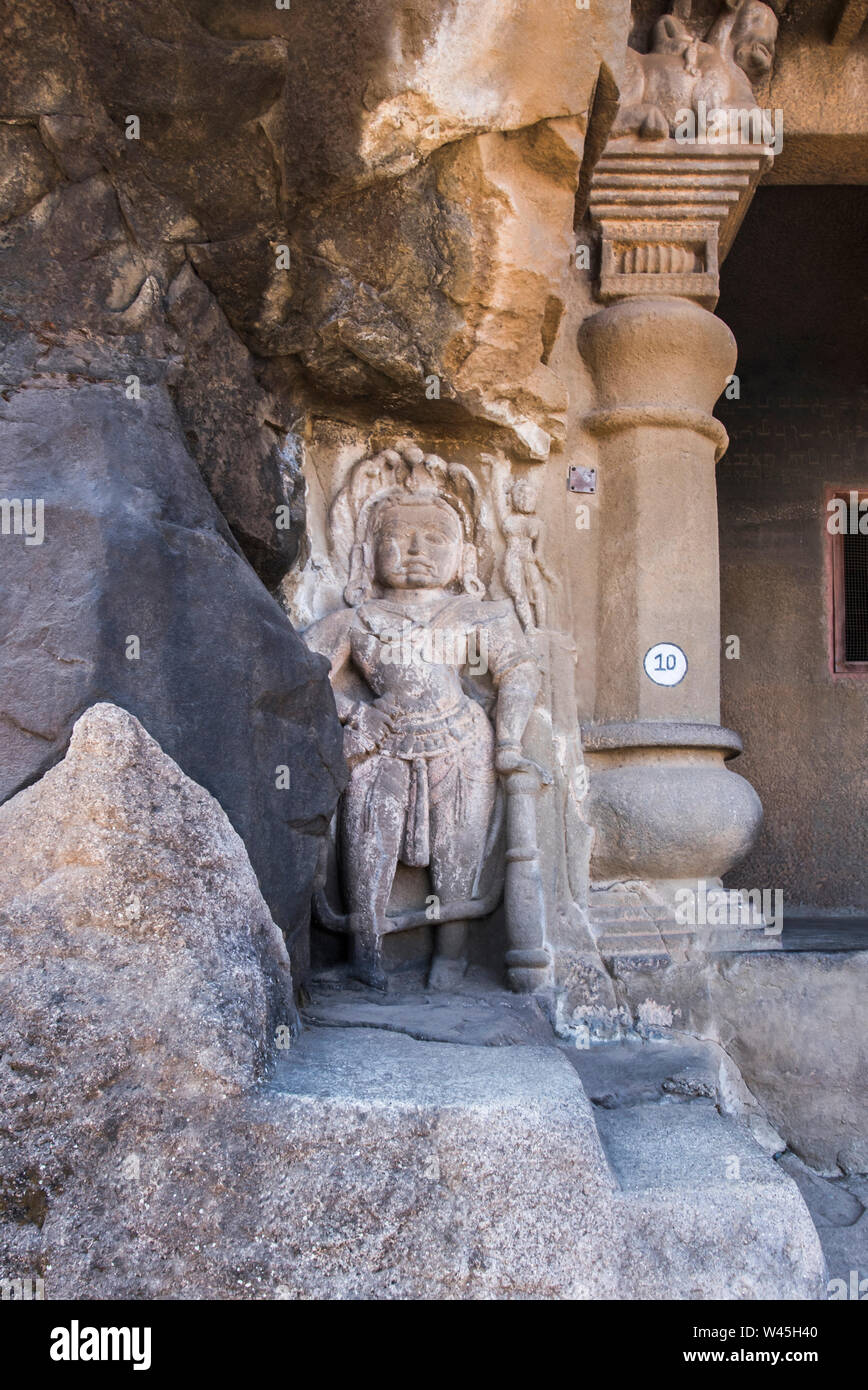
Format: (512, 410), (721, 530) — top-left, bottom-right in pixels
(304, 608), (394, 753)
(302, 609), (357, 723)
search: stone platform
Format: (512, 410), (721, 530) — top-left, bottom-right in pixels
(2, 989), (828, 1300)
(0, 707), (835, 1300)
(248, 989), (826, 1299)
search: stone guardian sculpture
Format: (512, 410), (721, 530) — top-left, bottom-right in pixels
(305, 444), (552, 993)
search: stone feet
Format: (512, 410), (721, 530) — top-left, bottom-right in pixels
(349, 925), (389, 992)
(427, 955), (468, 991)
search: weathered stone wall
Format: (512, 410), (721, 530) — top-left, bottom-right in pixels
(710, 951), (868, 1174)
(0, 0), (630, 967)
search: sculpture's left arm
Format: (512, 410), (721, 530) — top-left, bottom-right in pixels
(494, 663), (540, 764)
(482, 605), (545, 775)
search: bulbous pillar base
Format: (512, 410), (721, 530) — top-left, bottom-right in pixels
(582, 723), (769, 961)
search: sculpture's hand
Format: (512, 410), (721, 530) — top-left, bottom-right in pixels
(347, 701), (395, 753)
(495, 744), (553, 786)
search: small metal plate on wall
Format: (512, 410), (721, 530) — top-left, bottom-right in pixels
(568, 465), (596, 494)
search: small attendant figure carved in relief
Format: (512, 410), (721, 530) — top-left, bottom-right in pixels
(490, 462), (559, 633)
(304, 445), (548, 991)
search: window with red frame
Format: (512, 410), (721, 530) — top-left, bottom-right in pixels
(830, 490), (868, 674)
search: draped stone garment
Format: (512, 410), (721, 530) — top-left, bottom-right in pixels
(345, 594), (529, 871)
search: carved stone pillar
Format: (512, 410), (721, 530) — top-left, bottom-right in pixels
(578, 138), (771, 959)
(502, 765), (553, 993)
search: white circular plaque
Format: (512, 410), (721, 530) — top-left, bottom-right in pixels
(643, 642), (688, 687)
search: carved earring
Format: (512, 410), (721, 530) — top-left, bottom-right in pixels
(344, 541), (372, 607)
(461, 545), (485, 599)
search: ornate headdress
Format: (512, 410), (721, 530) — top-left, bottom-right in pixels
(329, 444), (489, 606)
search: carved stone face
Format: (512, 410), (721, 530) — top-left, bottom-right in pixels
(373, 500), (464, 591)
(733, 3), (777, 79)
(511, 480), (537, 514)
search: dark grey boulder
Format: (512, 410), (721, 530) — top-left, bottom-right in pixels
(0, 380), (345, 967)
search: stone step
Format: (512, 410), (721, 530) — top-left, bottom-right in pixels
(259, 1023), (826, 1299)
(597, 1098), (788, 1193)
(590, 898), (672, 965)
(598, 944), (673, 971)
(591, 903), (656, 921)
(595, 926), (668, 952)
(589, 886), (672, 929)
(590, 889), (647, 909)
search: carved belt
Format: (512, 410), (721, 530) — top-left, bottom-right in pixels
(363, 698), (488, 867)
(380, 698), (477, 760)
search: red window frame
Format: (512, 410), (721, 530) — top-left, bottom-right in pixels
(828, 487), (868, 676)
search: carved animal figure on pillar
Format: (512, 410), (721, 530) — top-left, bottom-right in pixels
(612, 0), (779, 140)
(304, 443), (552, 993)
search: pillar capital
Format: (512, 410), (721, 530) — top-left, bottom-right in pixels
(588, 137), (773, 309)
(579, 294), (736, 450)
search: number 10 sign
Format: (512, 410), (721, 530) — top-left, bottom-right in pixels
(644, 642), (688, 687)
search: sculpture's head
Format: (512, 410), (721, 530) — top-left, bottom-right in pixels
(336, 445), (487, 606)
(650, 14), (693, 56)
(372, 497), (464, 591)
(510, 479), (538, 515)
(731, 0), (777, 79)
